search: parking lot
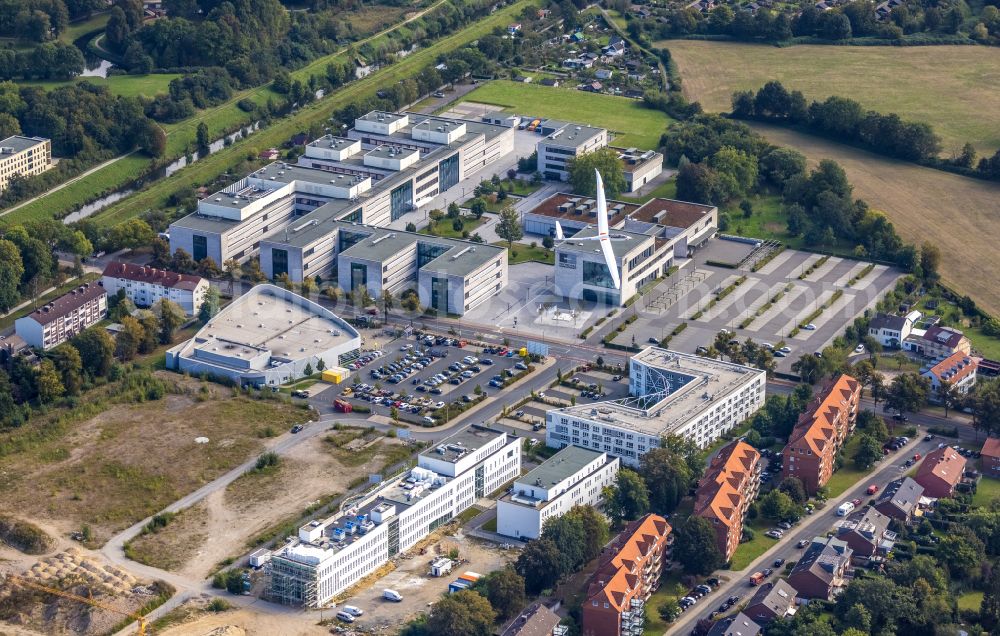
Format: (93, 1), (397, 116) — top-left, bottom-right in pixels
(611, 241), (902, 372)
(494, 366), (629, 433)
(330, 332), (536, 425)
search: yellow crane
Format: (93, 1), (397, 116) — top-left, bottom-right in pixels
(8, 575), (148, 635)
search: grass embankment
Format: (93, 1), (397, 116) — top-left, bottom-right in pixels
(0, 515), (54, 554)
(459, 80), (672, 149)
(84, 0), (537, 231)
(662, 40), (1000, 154)
(20, 73), (182, 98)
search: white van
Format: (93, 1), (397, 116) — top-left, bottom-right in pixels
(336, 610), (355, 623)
(836, 502), (855, 516)
(343, 605), (364, 616)
(383, 589), (403, 602)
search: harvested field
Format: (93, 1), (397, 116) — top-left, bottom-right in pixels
(750, 123), (1000, 317)
(123, 429), (418, 581)
(663, 40), (1000, 154)
(0, 375), (310, 546)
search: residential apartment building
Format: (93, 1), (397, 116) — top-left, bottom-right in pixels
(694, 440), (761, 562)
(267, 426), (520, 607)
(904, 325), (972, 360)
(834, 507), (896, 560)
(537, 123), (608, 182)
(874, 477), (925, 523)
(582, 514), (671, 636)
(744, 580), (797, 625)
(497, 446), (619, 540)
(867, 311), (920, 348)
(168, 110), (514, 276)
(914, 446), (967, 498)
(547, 347), (766, 466)
(101, 262), (209, 316)
(787, 536), (853, 600)
(0, 135), (51, 191)
(781, 374), (861, 495)
(15, 282), (107, 350)
(982, 438), (1000, 478)
(922, 351), (979, 400)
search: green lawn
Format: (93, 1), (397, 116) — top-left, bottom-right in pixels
(973, 476), (1000, 509)
(958, 590), (984, 611)
(482, 517), (497, 532)
(871, 353), (924, 374)
(62, 13), (111, 43)
(642, 569), (687, 634)
(825, 435), (879, 498)
(729, 519), (779, 571)
(19, 73), (182, 98)
(419, 215), (485, 239)
(460, 80), (672, 150)
(497, 242), (555, 265)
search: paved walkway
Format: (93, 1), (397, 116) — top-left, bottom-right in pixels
(0, 152), (138, 218)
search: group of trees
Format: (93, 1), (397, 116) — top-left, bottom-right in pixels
(0, 41), (86, 81)
(702, 332), (777, 373)
(0, 219), (94, 313)
(0, 0), (105, 43)
(732, 81), (942, 163)
(514, 505), (609, 595)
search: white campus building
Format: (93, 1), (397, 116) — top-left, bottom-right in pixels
(266, 426), (521, 607)
(497, 446), (619, 540)
(101, 262), (209, 316)
(546, 347), (766, 466)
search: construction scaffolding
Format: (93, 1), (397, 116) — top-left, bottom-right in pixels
(265, 558), (318, 608)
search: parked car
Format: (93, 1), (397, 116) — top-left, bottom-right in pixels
(797, 539), (810, 548)
(290, 424), (303, 434)
(867, 484), (879, 495)
(773, 558), (785, 567)
(802, 323), (817, 330)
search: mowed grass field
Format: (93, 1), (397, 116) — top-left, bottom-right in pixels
(662, 41), (1000, 154)
(752, 123), (1000, 317)
(20, 73), (182, 98)
(459, 80), (672, 149)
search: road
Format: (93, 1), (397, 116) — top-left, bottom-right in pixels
(667, 431), (943, 635)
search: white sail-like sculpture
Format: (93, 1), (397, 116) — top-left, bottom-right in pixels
(552, 169), (623, 289)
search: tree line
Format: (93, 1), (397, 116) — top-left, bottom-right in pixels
(731, 80), (1000, 181)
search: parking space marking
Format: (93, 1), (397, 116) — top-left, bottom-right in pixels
(831, 261), (871, 287)
(697, 275), (758, 322)
(743, 282), (809, 332)
(788, 289), (836, 340)
(852, 264), (890, 291)
(802, 256), (842, 281)
(753, 248), (795, 276)
(798, 288), (857, 337)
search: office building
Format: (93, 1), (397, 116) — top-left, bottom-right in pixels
(101, 262), (209, 316)
(694, 440), (761, 562)
(165, 284), (360, 387)
(547, 347), (766, 466)
(582, 514), (670, 636)
(15, 282), (107, 350)
(497, 446), (619, 540)
(168, 111), (514, 276)
(524, 194), (716, 305)
(266, 426), (521, 607)
(0, 135), (51, 191)
(537, 123), (608, 182)
(781, 374), (861, 495)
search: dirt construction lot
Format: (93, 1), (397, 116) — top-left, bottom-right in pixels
(0, 375), (311, 547)
(124, 428), (418, 581)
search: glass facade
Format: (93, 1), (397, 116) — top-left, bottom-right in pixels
(272, 248), (289, 277)
(192, 235), (207, 262)
(351, 263), (368, 291)
(390, 182), (412, 221)
(583, 260), (616, 288)
(338, 230), (367, 252)
(417, 242), (449, 268)
(431, 276), (448, 313)
(438, 154), (460, 192)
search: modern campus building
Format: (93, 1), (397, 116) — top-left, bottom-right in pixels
(781, 374), (861, 495)
(168, 110), (514, 276)
(582, 513), (671, 636)
(260, 221), (507, 316)
(694, 440), (761, 562)
(496, 445), (619, 540)
(523, 193), (717, 305)
(164, 284), (360, 386)
(266, 426), (521, 607)
(546, 347), (766, 466)
(0, 135), (51, 191)
(537, 122), (608, 182)
(14, 282), (107, 350)
(101, 262), (209, 316)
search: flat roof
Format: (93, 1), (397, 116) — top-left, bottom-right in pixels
(540, 123), (605, 149)
(526, 192), (640, 225)
(366, 145), (419, 160)
(556, 225), (650, 260)
(337, 222), (504, 278)
(550, 347), (763, 437)
(358, 110), (407, 124)
(173, 285), (358, 369)
(307, 135), (358, 151)
(422, 426), (509, 464)
(412, 118), (465, 133)
(1, 135), (47, 154)
(517, 446), (604, 489)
